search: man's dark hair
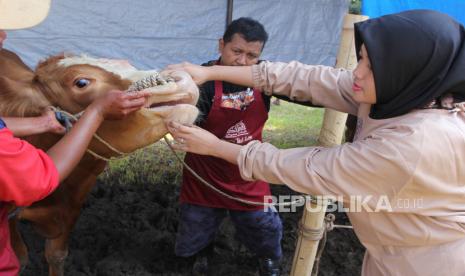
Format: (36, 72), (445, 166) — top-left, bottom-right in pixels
(223, 17), (268, 47)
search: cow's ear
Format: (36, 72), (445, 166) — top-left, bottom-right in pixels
(0, 76), (50, 117)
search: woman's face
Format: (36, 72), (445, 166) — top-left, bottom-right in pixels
(352, 44), (376, 104)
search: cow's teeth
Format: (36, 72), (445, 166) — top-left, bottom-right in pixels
(127, 73), (174, 92)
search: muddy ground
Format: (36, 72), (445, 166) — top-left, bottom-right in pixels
(20, 179), (364, 276)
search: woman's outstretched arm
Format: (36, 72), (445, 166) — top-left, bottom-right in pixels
(166, 62), (254, 87)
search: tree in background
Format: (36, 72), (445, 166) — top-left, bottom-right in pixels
(350, 0), (362, 14)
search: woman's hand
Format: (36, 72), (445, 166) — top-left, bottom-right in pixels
(161, 70), (199, 104)
(165, 62), (211, 85)
(89, 90), (150, 120)
(166, 121), (242, 164)
(166, 121), (221, 156)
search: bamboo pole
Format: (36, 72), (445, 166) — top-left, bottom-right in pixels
(290, 14), (368, 276)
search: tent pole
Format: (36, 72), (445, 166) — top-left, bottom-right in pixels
(226, 0), (234, 28)
(290, 14), (368, 276)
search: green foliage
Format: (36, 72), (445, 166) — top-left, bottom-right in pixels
(349, 0), (362, 15)
(99, 101), (323, 185)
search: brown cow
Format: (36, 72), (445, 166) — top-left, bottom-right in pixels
(0, 49), (199, 276)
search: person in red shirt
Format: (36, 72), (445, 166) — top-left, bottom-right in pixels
(0, 1), (149, 274)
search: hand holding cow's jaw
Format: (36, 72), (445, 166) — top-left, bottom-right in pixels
(90, 89), (150, 120)
(166, 121), (241, 165)
(165, 62), (210, 85)
(160, 70), (199, 105)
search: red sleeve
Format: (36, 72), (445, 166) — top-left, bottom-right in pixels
(0, 128), (59, 206)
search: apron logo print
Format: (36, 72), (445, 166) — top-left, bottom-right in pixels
(224, 120), (252, 144)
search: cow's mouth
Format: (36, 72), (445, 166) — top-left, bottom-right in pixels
(128, 74), (193, 110)
(148, 100), (183, 109)
(144, 92), (193, 111)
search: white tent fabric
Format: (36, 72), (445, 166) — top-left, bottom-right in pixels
(4, 0), (348, 70)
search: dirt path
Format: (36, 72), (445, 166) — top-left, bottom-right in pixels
(20, 181), (364, 276)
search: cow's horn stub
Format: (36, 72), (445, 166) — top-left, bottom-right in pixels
(127, 73), (175, 92)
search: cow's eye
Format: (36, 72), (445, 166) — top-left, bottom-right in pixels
(74, 78), (90, 88)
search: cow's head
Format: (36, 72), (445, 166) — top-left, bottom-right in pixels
(0, 50), (199, 157)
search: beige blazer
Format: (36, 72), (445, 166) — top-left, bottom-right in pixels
(236, 61), (465, 275)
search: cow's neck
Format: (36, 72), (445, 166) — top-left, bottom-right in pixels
(88, 110), (165, 158)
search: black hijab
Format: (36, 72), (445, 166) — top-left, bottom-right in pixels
(354, 10), (465, 119)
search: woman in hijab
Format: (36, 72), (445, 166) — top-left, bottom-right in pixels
(166, 10), (465, 275)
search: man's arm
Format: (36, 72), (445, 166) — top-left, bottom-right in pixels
(3, 110), (65, 137)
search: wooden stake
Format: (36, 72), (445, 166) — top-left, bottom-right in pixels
(290, 14), (368, 276)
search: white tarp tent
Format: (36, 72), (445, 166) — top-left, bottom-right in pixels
(4, 0), (348, 70)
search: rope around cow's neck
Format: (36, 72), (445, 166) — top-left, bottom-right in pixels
(49, 106), (132, 162)
(8, 107), (132, 221)
(50, 106), (304, 207)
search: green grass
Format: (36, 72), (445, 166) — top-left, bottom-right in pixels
(98, 143), (185, 186)
(99, 101), (324, 184)
(264, 100), (323, 148)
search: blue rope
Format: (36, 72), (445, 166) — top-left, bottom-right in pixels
(54, 110), (75, 132)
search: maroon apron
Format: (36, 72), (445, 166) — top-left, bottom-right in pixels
(180, 81), (270, 210)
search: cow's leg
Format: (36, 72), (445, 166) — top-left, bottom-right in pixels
(9, 218), (29, 271)
(43, 173), (100, 276)
(45, 236), (69, 276)
(22, 205), (74, 276)
(39, 207), (72, 276)
(18, 206), (68, 276)
(18, 156), (105, 276)
(44, 203), (85, 276)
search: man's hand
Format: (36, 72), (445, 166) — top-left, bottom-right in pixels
(90, 90), (150, 120)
